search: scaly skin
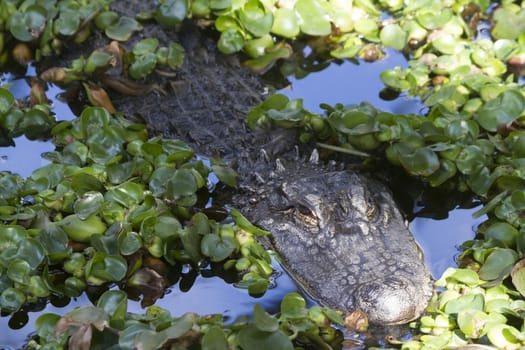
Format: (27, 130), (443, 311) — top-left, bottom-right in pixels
(102, 3), (433, 324)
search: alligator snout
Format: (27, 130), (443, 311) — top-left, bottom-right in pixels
(353, 276), (430, 325)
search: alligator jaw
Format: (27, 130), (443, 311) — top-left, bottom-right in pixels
(244, 168), (433, 326)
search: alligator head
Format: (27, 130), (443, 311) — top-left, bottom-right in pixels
(237, 153), (433, 325)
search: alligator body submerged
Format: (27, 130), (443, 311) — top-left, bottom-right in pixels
(106, 6), (433, 325)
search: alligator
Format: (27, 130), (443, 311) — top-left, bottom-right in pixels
(79, 2), (434, 325)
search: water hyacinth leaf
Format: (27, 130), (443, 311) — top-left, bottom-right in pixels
(211, 163), (237, 187)
(96, 290), (128, 322)
(271, 8), (300, 38)
(133, 38), (159, 55)
(7, 259), (31, 284)
(239, 0), (273, 37)
(457, 310), (488, 339)
(107, 182), (145, 208)
(0, 88), (14, 114)
(416, 8), (452, 30)
(380, 24), (407, 50)
(104, 16), (142, 41)
(156, 0), (188, 26)
(201, 233), (237, 262)
(202, 326), (229, 350)
(74, 192), (104, 219)
(59, 214), (107, 243)
(94, 11), (119, 30)
(18, 108), (56, 140)
(486, 324), (523, 349)
(475, 90), (525, 132)
(167, 168), (198, 198)
(511, 260), (525, 298)
(210, 0), (231, 10)
(71, 173), (105, 194)
(218, 29), (244, 54)
(84, 51), (113, 74)
(243, 43), (292, 72)
(165, 42), (185, 69)
(35, 313), (61, 339)
(396, 144), (440, 176)
(0, 288), (26, 312)
(86, 253), (128, 284)
(231, 208), (270, 236)
(55, 9), (80, 36)
(443, 293), (484, 314)
(294, 0), (331, 36)
(9, 6), (47, 42)
(254, 303), (279, 332)
(16, 238), (45, 269)
(281, 292), (308, 319)
(130, 53), (158, 80)
(237, 326), (293, 350)
(118, 231), (142, 255)
(491, 8), (525, 40)
(456, 145), (485, 175)
(478, 248), (518, 282)
(119, 323), (152, 349)
(484, 222), (518, 248)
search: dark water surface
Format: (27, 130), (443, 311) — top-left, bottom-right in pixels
(0, 52), (481, 348)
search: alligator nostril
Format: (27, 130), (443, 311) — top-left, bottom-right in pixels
(352, 277), (428, 325)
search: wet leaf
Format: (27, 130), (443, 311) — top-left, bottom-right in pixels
(218, 29), (244, 54)
(9, 6), (47, 42)
(380, 23), (407, 51)
(0, 88), (15, 114)
(96, 290), (127, 322)
(281, 292), (308, 319)
(271, 8), (300, 38)
(443, 293), (484, 314)
(295, 0), (331, 36)
(156, 0), (188, 27)
(239, 0), (273, 37)
(106, 16), (142, 41)
(476, 90), (525, 132)
(231, 208), (270, 236)
(478, 248), (517, 282)
(484, 222), (518, 248)
(201, 234), (237, 262)
(254, 303), (279, 332)
(202, 327), (229, 350)
(237, 326), (293, 350)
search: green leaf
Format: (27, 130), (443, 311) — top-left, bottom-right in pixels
(443, 293), (484, 314)
(238, 0), (273, 37)
(280, 292), (308, 319)
(156, 0), (188, 27)
(96, 290), (128, 322)
(295, 0), (331, 36)
(271, 8), (300, 38)
(9, 6), (47, 42)
(211, 164), (237, 187)
(105, 16), (142, 41)
(380, 23), (407, 51)
(75, 192), (104, 219)
(218, 29), (245, 54)
(254, 303), (279, 332)
(201, 234), (237, 262)
(511, 259), (525, 298)
(231, 208), (270, 236)
(0, 88), (15, 114)
(237, 326), (294, 350)
(202, 327), (229, 350)
(475, 90), (525, 132)
(478, 248), (518, 282)
(167, 168), (198, 198)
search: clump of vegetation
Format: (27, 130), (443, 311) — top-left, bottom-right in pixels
(2, 0), (525, 348)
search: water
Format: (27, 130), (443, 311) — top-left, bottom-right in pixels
(0, 51), (481, 348)
(0, 65), (75, 178)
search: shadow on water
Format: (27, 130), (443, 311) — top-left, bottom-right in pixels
(0, 51), (483, 349)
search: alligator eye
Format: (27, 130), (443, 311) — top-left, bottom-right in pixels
(292, 204), (319, 226)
